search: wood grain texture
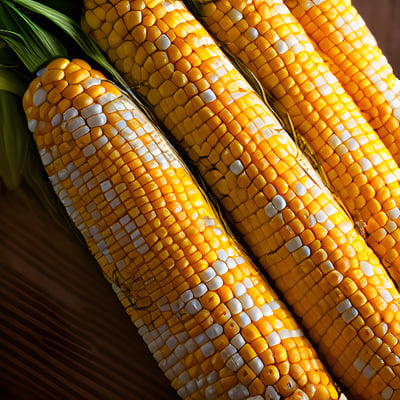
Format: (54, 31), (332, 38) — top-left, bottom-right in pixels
(0, 185), (179, 400)
(1, 1), (399, 399)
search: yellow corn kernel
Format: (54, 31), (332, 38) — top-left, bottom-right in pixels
(24, 57), (342, 400)
(80, 0), (400, 398)
(286, 0), (400, 169)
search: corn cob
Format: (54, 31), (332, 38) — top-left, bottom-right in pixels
(23, 57), (343, 400)
(284, 0), (400, 167)
(179, 0), (400, 282)
(80, 1), (400, 397)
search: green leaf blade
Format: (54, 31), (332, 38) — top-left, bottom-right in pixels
(0, 89), (29, 190)
(0, 1), (67, 72)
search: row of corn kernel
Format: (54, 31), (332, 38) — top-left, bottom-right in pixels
(81, 0), (400, 398)
(285, 0), (400, 169)
(186, 0), (400, 286)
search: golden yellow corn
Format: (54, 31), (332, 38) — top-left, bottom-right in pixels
(183, 0), (400, 282)
(80, 1), (400, 398)
(23, 57), (342, 400)
(284, 0), (400, 166)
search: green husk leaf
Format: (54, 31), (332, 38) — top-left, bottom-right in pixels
(0, 88), (28, 190)
(0, 29), (39, 72)
(10, 0), (136, 94)
(0, 1), (67, 72)
(0, 38), (20, 66)
(0, 66), (26, 95)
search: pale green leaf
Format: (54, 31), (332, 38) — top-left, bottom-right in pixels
(0, 2), (67, 72)
(10, 0), (136, 94)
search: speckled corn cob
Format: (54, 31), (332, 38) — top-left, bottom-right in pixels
(80, 1), (400, 398)
(182, 0), (400, 283)
(22, 57), (343, 400)
(284, 0), (400, 166)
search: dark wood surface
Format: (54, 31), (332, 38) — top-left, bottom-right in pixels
(1, 1), (399, 399)
(0, 185), (179, 400)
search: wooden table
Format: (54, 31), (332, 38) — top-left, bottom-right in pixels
(1, 1), (399, 398)
(0, 184), (179, 399)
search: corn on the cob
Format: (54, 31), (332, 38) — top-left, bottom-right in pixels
(23, 57), (343, 400)
(284, 0), (400, 166)
(181, 0), (400, 282)
(80, 1), (400, 397)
